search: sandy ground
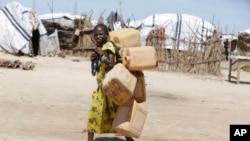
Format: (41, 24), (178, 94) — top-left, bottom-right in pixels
(1, 52), (250, 141)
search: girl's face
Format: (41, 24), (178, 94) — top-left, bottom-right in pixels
(94, 27), (108, 46)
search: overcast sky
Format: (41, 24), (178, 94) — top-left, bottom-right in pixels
(1, 0), (249, 34)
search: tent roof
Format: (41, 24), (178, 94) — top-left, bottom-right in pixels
(141, 13), (215, 29)
(38, 13), (82, 20)
(244, 28), (250, 34)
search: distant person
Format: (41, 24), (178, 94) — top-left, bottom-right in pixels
(224, 39), (229, 61)
(86, 23), (134, 141)
(106, 11), (127, 31)
(113, 12), (122, 30)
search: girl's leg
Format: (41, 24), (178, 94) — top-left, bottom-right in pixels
(88, 132), (94, 141)
(125, 137), (134, 141)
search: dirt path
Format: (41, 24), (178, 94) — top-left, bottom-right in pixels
(0, 52), (250, 141)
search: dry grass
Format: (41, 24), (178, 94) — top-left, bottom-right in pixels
(236, 32), (250, 72)
(237, 32), (250, 55)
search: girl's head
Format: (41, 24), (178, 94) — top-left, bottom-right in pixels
(93, 23), (109, 46)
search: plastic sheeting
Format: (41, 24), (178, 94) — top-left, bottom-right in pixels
(140, 13), (216, 50)
(244, 28), (250, 34)
(39, 29), (60, 56)
(38, 13), (81, 21)
(0, 2), (60, 56)
(38, 13), (81, 30)
(0, 2), (35, 55)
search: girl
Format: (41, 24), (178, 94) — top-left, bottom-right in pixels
(86, 23), (134, 141)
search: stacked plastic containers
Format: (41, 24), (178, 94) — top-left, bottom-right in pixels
(102, 28), (158, 138)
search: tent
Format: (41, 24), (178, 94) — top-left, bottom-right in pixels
(140, 13), (216, 50)
(38, 12), (82, 50)
(0, 2), (59, 56)
(244, 28), (250, 34)
(0, 2), (40, 55)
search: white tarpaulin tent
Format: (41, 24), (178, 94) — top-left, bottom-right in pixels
(140, 13), (216, 50)
(0, 2), (60, 56)
(244, 28), (250, 34)
(0, 2), (40, 55)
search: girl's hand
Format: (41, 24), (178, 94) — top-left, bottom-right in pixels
(94, 47), (102, 56)
(90, 52), (97, 61)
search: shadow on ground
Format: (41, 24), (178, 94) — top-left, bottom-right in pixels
(226, 80), (250, 85)
(95, 137), (126, 141)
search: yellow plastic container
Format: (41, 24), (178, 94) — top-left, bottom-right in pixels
(122, 46), (158, 70)
(102, 63), (137, 105)
(112, 99), (147, 138)
(131, 71), (146, 103)
(109, 28), (141, 48)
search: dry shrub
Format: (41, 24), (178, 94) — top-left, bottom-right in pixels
(236, 32), (250, 72)
(146, 29), (166, 71)
(237, 32), (250, 56)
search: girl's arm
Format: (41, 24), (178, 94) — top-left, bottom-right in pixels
(101, 50), (115, 71)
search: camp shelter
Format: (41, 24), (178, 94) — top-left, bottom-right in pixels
(244, 28), (250, 34)
(0, 2), (39, 56)
(38, 13), (81, 50)
(0, 1), (61, 56)
(140, 13), (216, 51)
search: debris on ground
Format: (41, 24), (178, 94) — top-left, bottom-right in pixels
(0, 59), (35, 70)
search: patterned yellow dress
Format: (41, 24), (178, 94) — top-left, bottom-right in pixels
(87, 42), (118, 133)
